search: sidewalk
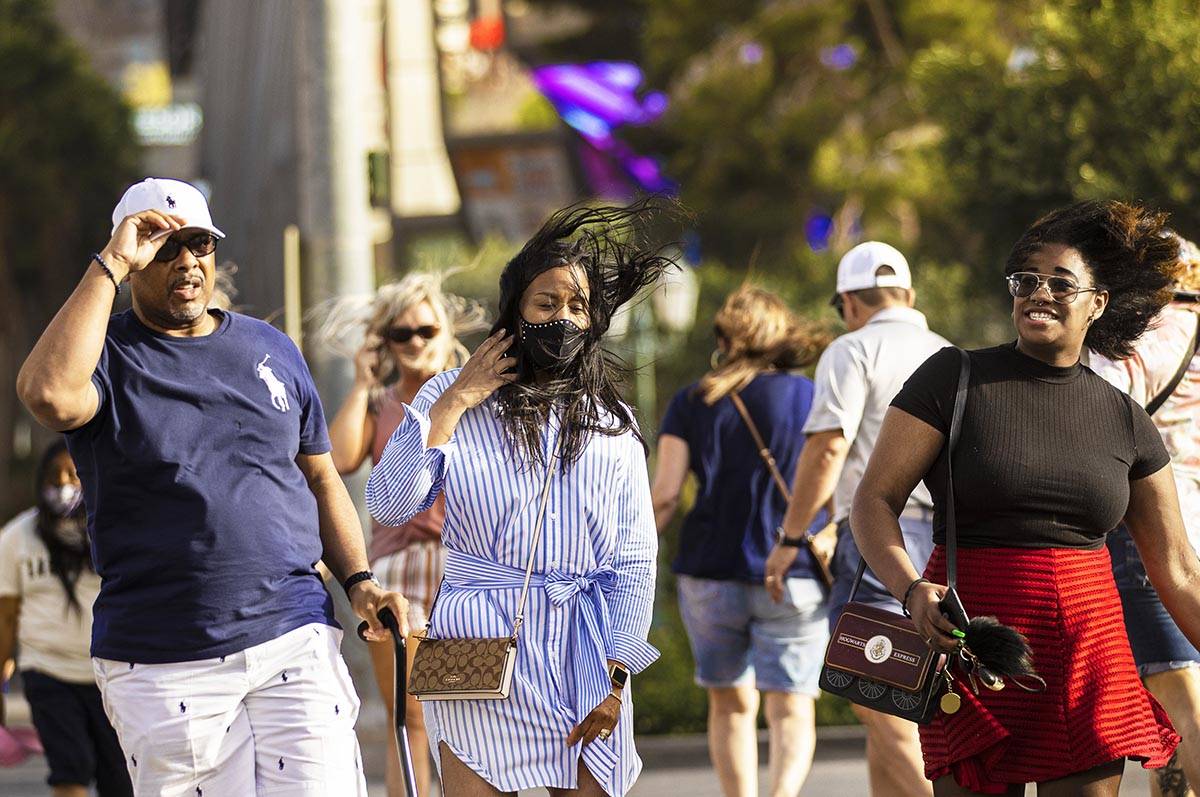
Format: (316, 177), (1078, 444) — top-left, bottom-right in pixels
(0, 692), (1151, 795)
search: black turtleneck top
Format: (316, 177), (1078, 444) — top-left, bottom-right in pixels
(890, 343), (1169, 550)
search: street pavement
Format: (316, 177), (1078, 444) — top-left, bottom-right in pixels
(0, 719), (1154, 796)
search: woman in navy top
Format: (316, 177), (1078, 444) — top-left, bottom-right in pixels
(651, 286), (830, 797)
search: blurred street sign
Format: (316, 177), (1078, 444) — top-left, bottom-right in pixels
(133, 103), (203, 146)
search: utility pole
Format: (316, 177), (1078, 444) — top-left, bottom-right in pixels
(295, 0), (375, 401)
(294, 0), (378, 705)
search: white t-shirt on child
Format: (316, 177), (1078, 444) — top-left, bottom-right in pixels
(0, 508), (100, 683)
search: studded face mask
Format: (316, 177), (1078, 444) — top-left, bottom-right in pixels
(519, 318), (587, 373)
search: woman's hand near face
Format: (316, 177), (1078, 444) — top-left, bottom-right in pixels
(446, 330), (516, 409)
(352, 338), (382, 387)
(426, 331), (515, 446)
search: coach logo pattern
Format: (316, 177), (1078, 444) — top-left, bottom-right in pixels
(865, 634), (893, 664)
(255, 354), (291, 412)
(409, 637), (512, 693)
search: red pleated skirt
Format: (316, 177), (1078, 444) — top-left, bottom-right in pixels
(920, 545), (1179, 793)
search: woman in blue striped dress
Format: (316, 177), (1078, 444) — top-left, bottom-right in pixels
(366, 201), (675, 796)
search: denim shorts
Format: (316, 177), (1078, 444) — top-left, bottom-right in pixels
(827, 514), (935, 630)
(1107, 526), (1200, 677)
(676, 575), (828, 696)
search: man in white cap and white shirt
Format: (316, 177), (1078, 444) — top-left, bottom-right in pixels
(763, 241), (950, 797)
(17, 178), (408, 795)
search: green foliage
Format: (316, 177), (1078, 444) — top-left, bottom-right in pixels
(0, 0), (140, 289)
(0, 0), (139, 518)
(913, 0), (1200, 273)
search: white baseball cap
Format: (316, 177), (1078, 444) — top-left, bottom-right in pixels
(110, 178), (225, 239)
(834, 241), (911, 295)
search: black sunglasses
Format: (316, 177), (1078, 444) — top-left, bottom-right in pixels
(154, 232), (218, 263)
(384, 325), (439, 343)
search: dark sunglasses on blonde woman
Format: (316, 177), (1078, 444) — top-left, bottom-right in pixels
(153, 233), (218, 263)
(384, 325), (440, 343)
(1006, 272), (1100, 304)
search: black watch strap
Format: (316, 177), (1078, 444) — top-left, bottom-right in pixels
(342, 570), (378, 595)
(776, 526), (807, 548)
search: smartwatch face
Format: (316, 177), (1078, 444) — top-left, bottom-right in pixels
(609, 666), (629, 689)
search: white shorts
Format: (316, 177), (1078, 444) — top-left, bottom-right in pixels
(93, 623), (367, 797)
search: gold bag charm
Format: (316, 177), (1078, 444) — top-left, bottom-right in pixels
(940, 670), (962, 714)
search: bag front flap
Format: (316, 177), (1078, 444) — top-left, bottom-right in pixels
(825, 602), (936, 691)
(409, 636), (515, 692)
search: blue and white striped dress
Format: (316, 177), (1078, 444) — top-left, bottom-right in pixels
(365, 370), (659, 796)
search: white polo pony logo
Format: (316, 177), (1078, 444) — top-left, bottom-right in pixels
(256, 354), (291, 412)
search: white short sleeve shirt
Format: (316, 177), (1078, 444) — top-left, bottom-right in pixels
(0, 509), (100, 683)
(804, 307), (952, 520)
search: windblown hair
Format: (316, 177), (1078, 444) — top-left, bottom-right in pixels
(489, 197), (682, 468)
(312, 271), (489, 404)
(1170, 233), (1200, 294)
(33, 440), (92, 614)
(698, 286), (829, 404)
(208, 262), (240, 312)
(1005, 200), (1183, 359)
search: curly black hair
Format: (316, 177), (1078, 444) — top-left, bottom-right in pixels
(489, 196), (682, 468)
(1005, 200), (1182, 360)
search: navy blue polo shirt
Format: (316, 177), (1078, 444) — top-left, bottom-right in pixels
(66, 309), (336, 663)
(660, 372), (827, 582)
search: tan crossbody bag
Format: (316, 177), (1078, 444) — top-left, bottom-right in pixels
(407, 449), (556, 701)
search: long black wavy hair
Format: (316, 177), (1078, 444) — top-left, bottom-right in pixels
(34, 439), (92, 613)
(1005, 200), (1182, 360)
(488, 197), (681, 468)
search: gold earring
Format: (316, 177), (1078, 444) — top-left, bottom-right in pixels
(710, 348), (724, 370)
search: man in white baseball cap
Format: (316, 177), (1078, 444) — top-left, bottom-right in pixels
(765, 241), (951, 797)
(17, 180), (408, 795)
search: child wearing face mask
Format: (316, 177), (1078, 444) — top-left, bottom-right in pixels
(0, 440), (132, 796)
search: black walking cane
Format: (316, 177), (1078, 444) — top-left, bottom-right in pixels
(358, 609), (418, 797)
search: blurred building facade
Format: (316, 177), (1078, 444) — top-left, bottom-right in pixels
(52, 0), (582, 331)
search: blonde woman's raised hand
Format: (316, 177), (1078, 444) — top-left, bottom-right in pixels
(352, 338), (382, 387)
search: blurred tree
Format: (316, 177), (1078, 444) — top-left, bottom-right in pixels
(913, 0), (1200, 276)
(0, 0), (139, 516)
(520, 1), (1040, 319)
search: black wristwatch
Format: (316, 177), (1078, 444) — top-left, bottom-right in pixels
(342, 570), (380, 595)
(775, 526), (807, 548)
(608, 663), (630, 691)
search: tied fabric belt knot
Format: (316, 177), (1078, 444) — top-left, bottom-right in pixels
(442, 550), (620, 711)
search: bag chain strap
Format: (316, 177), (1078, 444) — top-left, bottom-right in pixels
(509, 446), (558, 641)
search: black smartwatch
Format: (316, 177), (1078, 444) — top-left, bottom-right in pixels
(342, 570), (380, 595)
(775, 526), (807, 548)
(608, 663), (630, 691)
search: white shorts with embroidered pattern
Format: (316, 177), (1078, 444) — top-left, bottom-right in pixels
(92, 623), (367, 797)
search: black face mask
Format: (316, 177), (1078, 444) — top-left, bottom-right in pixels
(519, 318), (586, 373)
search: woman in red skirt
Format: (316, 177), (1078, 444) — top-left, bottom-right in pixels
(851, 200), (1200, 796)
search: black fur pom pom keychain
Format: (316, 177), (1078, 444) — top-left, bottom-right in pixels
(942, 588), (1046, 692)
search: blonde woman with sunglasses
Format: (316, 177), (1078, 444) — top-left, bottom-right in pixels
(319, 272), (487, 797)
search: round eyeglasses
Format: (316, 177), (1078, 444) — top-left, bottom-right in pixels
(1006, 272), (1100, 304)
